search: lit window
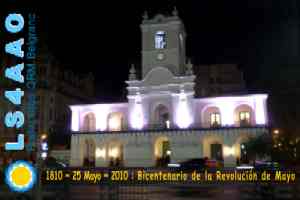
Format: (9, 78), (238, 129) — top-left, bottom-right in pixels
(155, 31), (166, 49)
(210, 113), (221, 127)
(108, 116), (122, 131)
(239, 111), (250, 126)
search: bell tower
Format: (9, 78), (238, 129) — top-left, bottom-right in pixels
(140, 8), (187, 78)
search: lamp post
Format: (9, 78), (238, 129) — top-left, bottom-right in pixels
(35, 133), (47, 200)
(273, 129), (279, 135)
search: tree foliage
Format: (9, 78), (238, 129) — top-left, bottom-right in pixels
(246, 134), (272, 161)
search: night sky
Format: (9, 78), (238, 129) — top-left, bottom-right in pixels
(1, 0), (300, 101)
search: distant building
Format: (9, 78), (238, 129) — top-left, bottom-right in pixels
(194, 64), (245, 97)
(35, 52), (96, 138)
(0, 49), (96, 165)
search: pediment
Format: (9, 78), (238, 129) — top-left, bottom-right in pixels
(143, 67), (175, 86)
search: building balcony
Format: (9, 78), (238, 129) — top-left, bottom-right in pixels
(71, 122), (269, 134)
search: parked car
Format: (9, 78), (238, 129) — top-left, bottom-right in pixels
(236, 164), (254, 170)
(43, 157), (67, 169)
(168, 158), (223, 171)
(254, 160), (281, 171)
(205, 159), (223, 168)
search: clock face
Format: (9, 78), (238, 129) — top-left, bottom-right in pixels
(157, 53), (165, 60)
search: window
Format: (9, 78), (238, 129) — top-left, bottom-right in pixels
(239, 111), (250, 126)
(108, 114), (123, 131)
(155, 31), (166, 49)
(210, 113), (221, 127)
(162, 141), (170, 158)
(155, 105), (169, 129)
(211, 143), (223, 161)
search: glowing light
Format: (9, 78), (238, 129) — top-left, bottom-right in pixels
(41, 142), (48, 151)
(223, 146), (235, 156)
(108, 116), (121, 131)
(254, 95), (267, 125)
(41, 134), (47, 140)
(273, 129), (279, 135)
(131, 95), (144, 129)
(109, 148), (119, 158)
(155, 31), (166, 49)
(166, 120), (170, 129)
(70, 106), (79, 131)
(168, 163), (180, 167)
(278, 143), (282, 147)
(95, 148), (106, 158)
(218, 101), (234, 126)
(94, 106), (109, 131)
(166, 150), (172, 155)
(236, 165), (253, 170)
(176, 91), (192, 128)
(41, 152), (47, 159)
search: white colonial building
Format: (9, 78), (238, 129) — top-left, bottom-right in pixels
(69, 10), (269, 167)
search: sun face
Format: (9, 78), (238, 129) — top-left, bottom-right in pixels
(11, 166), (32, 186)
(5, 160), (37, 192)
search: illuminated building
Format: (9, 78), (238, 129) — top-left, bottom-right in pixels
(69, 9), (268, 167)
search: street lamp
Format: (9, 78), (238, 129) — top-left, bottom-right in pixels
(40, 134), (48, 161)
(273, 129), (279, 135)
(166, 150), (172, 156)
(41, 134), (47, 140)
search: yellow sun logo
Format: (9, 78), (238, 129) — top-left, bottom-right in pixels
(5, 160), (37, 192)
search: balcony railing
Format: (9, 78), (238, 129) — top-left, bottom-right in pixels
(72, 122), (268, 134)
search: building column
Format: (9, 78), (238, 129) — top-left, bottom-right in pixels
(70, 135), (81, 166)
(71, 108), (80, 131)
(219, 101), (235, 126)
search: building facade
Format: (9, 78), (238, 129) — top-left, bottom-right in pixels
(35, 51), (96, 139)
(69, 11), (269, 167)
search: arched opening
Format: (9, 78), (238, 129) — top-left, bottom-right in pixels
(82, 112), (96, 132)
(234, 135), (251, 165)
(202, 106), (221, 128)
(210, 143), (223, 161)
(107, 112), (124, 131)
(107, 140), (124, 167)
(234, 104), (254, 127)
(202, 136), (224, 161)
(83, 139), (96, 167)
(155, 31), (166, 49)
(154, 104), (170, 129)
(239, 143), (249, 164)
(154, 137), (171, 167)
